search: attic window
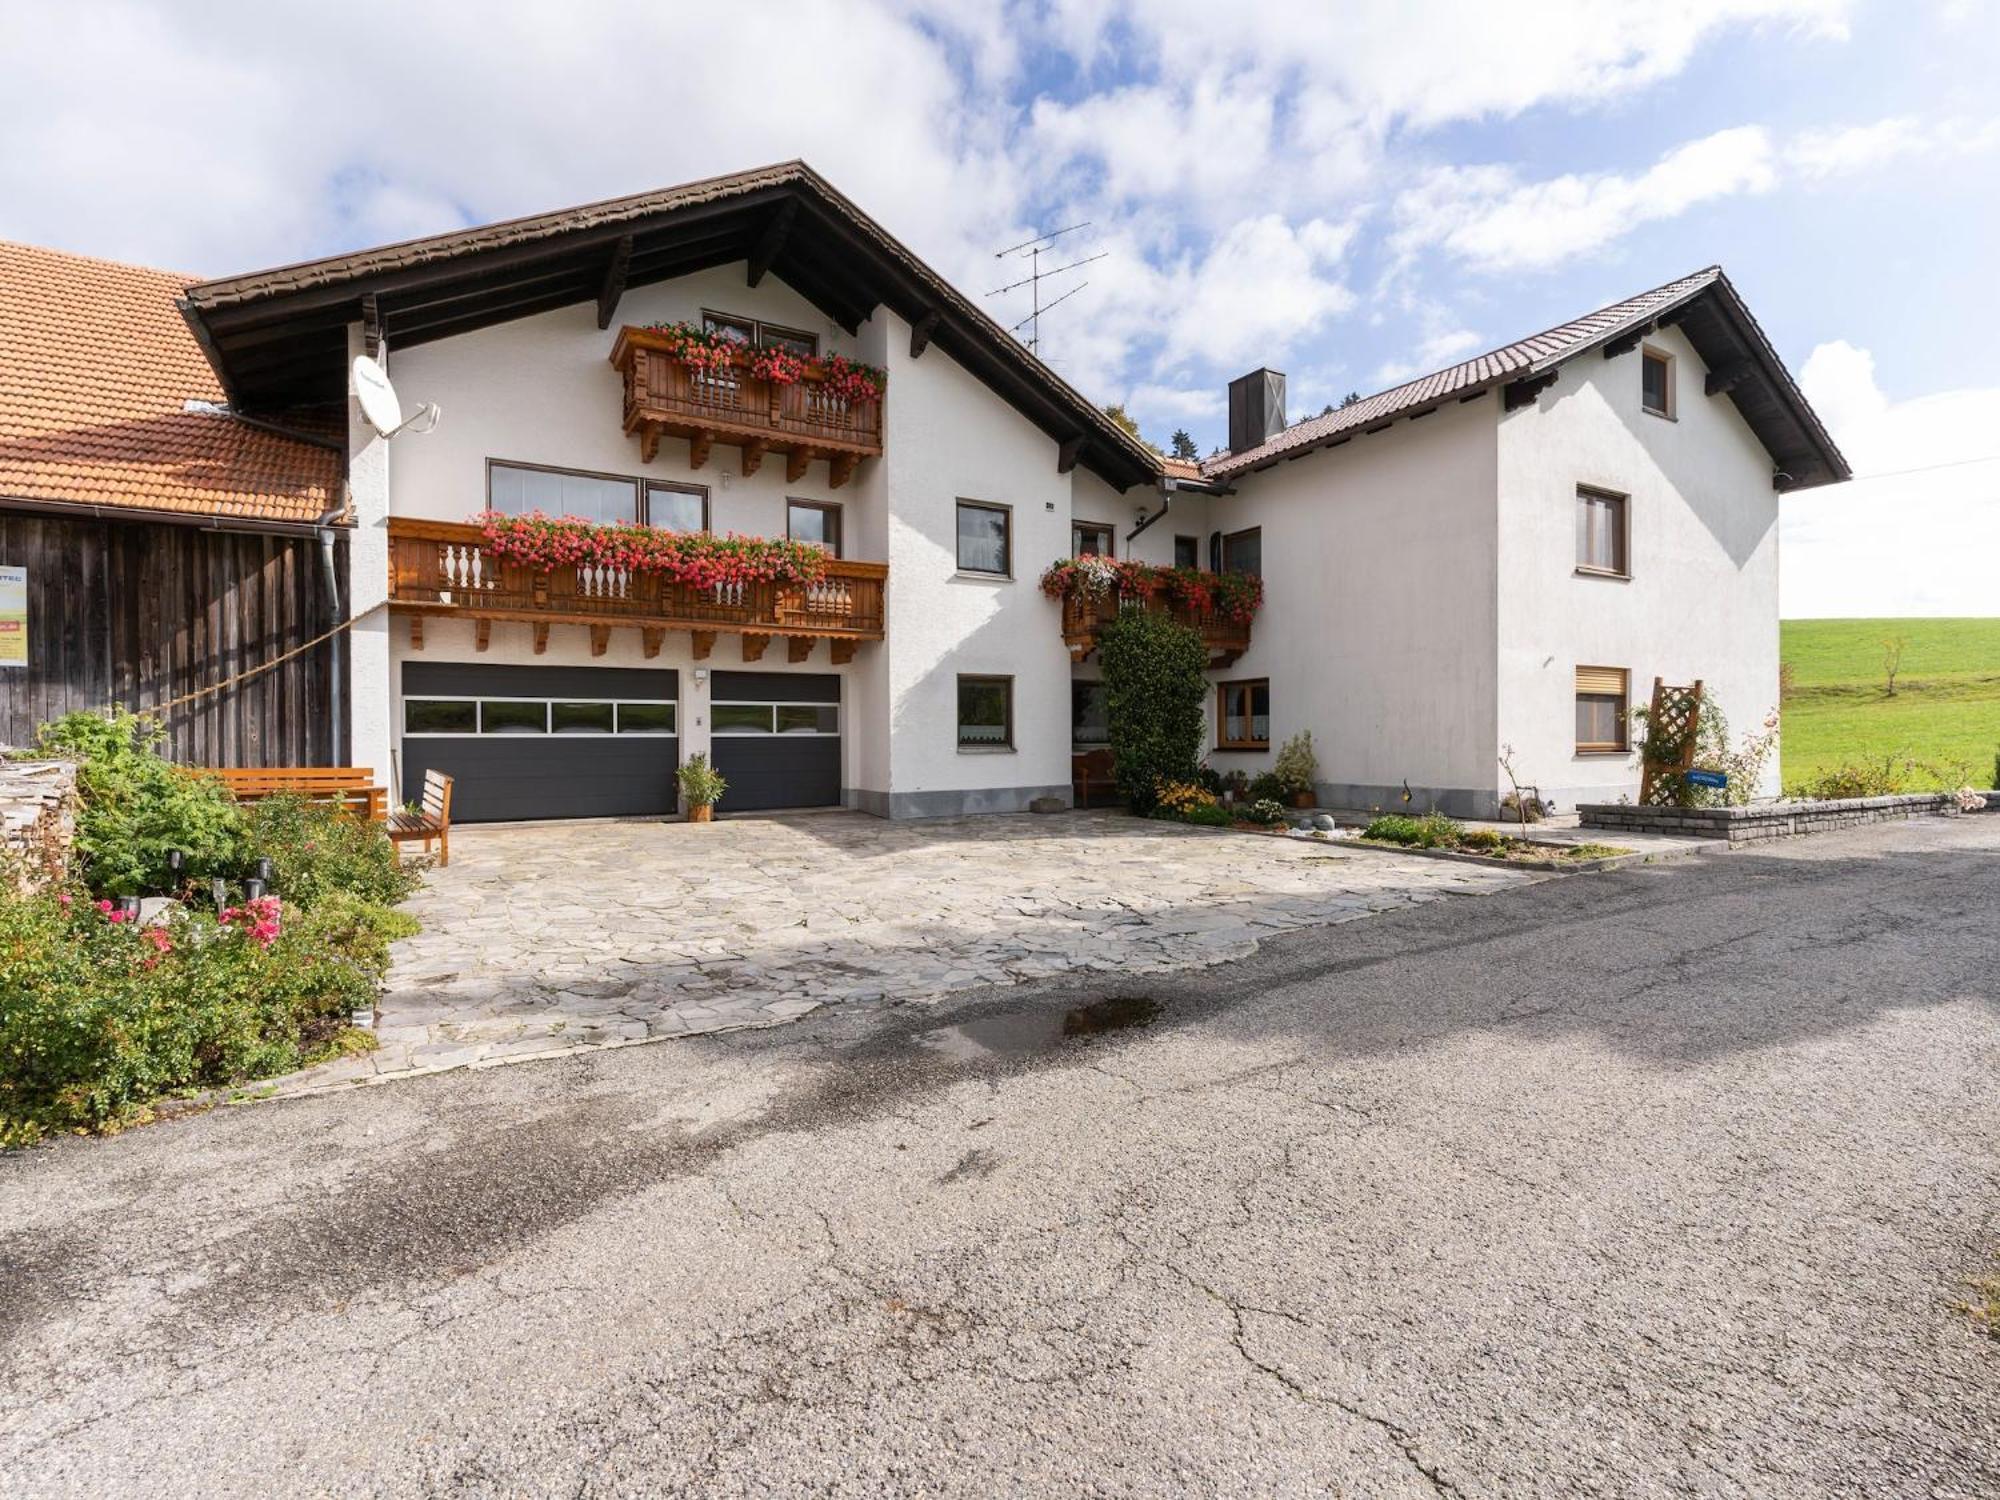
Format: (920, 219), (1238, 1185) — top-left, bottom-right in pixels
(1641, 348), (1674, 418)
(702, 309), (817, 357)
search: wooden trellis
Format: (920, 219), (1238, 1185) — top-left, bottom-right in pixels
(1639, 677), (1705, 806)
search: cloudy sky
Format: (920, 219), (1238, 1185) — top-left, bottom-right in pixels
(4, 0), (1995, 616)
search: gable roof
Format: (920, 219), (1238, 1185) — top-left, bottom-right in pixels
(0, 241), (341, 525)
(180, 161), (1163, 492)
(1206, 267), (1849, 490)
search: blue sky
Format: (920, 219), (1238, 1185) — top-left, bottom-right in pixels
(3, 0), (1995, 614)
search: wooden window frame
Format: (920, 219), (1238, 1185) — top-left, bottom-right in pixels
(956, 674), (1015, 750)
(1216, 678), (1271, 751)
(642, 479), (710, 532)
(1641, 346), (1675, 420)
(786, 498), (843, 558)
(1071, 520), (1115, 559)
(1574, 666), (1631, 754)
(1222, 525), (1263, 578)
(486, 457), (641, 524)
(955, 499), (1013, 577)
(702, 308), (818, 357)
(1575, 485), (1630, 579)
(1173, 534), (1201, 570)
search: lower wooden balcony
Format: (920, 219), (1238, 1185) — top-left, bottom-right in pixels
(1060, 592), (1252, 668)
(386, 518), (885, 664)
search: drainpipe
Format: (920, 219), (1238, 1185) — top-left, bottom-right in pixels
(318, 491), (348, 766)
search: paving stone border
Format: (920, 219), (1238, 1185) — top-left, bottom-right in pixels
(1577, 792), (1988, 845)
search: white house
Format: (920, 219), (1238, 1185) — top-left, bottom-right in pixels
(175, 162), (1848, 822)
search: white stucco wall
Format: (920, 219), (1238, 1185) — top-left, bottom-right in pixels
(1496, 324), (1782, 809)
(1209, 394), (1502, 811)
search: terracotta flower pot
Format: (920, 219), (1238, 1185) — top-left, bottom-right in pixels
(687, 804), (713, 823)
(1290, 790), (1314, 809)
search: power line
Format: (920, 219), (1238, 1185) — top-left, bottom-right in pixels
(1844, 453), (2000, 483)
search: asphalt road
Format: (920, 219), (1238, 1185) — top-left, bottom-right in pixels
(4, 816), (1998, 1498)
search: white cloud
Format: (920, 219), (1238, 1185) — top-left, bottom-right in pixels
(1786, 116), (2000, 178)
(1374, 327), (1486, 386)
(1782, 341), (2000, 617)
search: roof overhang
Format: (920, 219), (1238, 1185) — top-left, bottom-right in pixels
(179, 161), (1161, 491)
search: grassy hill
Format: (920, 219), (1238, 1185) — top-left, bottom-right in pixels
(1780, 617), (2000, 791)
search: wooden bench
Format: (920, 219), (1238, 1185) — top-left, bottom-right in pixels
(211, 766), (387, 822)
(1072, 748), (1118, 808)
(388, 768), (454, 867)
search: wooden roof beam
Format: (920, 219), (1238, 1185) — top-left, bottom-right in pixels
(910, 308), (940, 358)
(1602, 322), (1655, 360)
(1057, 435), (1085, 474)
(1705, 358), (1755, 397)
(746, 200), (796, 288)
(596, 233), (633, 330)
(1502, 372), (1559, 410)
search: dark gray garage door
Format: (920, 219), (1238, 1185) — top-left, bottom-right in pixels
(400, 662), (678, 822)
(711, 671), (841, 812)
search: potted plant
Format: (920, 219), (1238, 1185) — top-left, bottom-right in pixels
(677, 754), (727, 823)
(1220, 769), (1250, 805)
(1274, 730), (1318, 809)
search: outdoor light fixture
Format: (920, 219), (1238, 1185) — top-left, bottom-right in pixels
(211, 878), (229, 908)
(243, 878), (267, 902)
(115, 895), (142, 920)
(166, 848), (185, 877)
(253, 857), (275, 884)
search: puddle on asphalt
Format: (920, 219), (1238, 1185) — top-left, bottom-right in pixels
(918, 995), (1162, 1063)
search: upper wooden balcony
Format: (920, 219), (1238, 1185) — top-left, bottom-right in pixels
(609, 327), (884, 488)
(386, 518), (886, 664)
(1060, 591), (1253, 669)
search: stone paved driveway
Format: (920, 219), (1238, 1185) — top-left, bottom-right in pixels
(294, 810), (1533, 1092)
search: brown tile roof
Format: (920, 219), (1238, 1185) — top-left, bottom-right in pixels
(0, 241), (341, 524)
(1160, 456), (1204, 480)
(1204, 266), (1845, 488)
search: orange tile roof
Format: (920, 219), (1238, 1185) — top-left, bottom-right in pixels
(0, 241), (341, 524)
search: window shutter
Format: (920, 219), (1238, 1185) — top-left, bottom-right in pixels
(1575, 665), (1627, 697)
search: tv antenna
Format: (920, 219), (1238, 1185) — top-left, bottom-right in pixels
(986, 222), (1106, 355)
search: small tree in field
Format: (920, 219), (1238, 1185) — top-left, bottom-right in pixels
(1882, 634), (1907, 697)
(1099, 611), (1207, 814)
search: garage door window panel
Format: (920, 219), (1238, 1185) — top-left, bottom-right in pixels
(714, 703), (776, 734)
(480, 700), (549, 735)
(551, 701), (615, 735)
(616, 702), (676, 734)
(405, 699), (477, 735)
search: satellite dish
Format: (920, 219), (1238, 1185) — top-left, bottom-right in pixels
(351, 354), (440, 438)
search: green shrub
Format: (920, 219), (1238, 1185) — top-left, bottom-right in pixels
(1248, 771), (1287, 803)
(1099, 611), (1207, 815)
(1458, 828), (1506, 852)
(1182, 803), (1233, 827)
(1364, 812), (1464, 849)
(677, 753), (727, 808)
(35, 710), (242, 896)
(239, 794), (420, 909)
(1992, 747), (1999, 790)
(0, 887), (408, 1143)
(1242, 798), (1288, 826)
(1273, 731), (1318, 797)
(1785, 757), (1910, 800)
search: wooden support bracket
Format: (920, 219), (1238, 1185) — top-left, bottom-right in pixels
(689, 430), (713, 471)
(589, 624), (610, 657)
(787, 636), (813, 664)
(691, 630), (714, 660)
(1502, 373), (1559, 411)
(1705, 359), (1755, 397)
(408, 614), (424, 651)
(532, 622), (550, 655)
(474, 617), (490, 653)
(640, 424), (660, 464)
(740, 437), (766, 477)
(830, 638), (856, 666)
(910, 308), (940, 358)
(829, 452), (857, 490)
(596, 233), (632, 329)
(785, 448), (812, 484)
(1602, 322), (1656, 359)
(1057, 435), (1085, 474)
(746, 200), (797, 288)
(741, 633), (771, 663)
(641, 627), (664, 659)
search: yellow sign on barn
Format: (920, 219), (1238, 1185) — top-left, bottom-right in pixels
(0, 566), (25, 667)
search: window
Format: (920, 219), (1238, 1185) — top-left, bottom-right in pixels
(1575, 666), (1629, 752)
(1575, 486), (1628, 576)
(1641, 348), (1674, 418)
(788, 500), (842, 556)
(703, 309), (817, 357)
(713, 700), (840, 737)
(1173, 534), (1200, 570)
(957, 675), (1013, 748)
(645, 482), (708, 533)
(1072, 521), (1114, 558)
(1217, 679), (1270, 750)
(1222, 526), (1263, 578)
(488, 461), (637, 526)
(1071, 680), (1109, 746)
(956, 500), (1012, 575)
(403, 698), (674, 736)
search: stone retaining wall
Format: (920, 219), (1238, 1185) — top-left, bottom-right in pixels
(1576, 792), (1981, 845)
(0, 759), (77, 890)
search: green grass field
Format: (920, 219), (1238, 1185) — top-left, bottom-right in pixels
(1780, 618), (2000, 791)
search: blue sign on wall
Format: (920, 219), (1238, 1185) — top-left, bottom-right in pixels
(1684, 769), (1729, 789)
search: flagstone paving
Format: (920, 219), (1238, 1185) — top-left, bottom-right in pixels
(280, 810), (1536, 1095)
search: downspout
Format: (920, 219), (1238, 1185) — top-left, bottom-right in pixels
(318, 490), (349, 766)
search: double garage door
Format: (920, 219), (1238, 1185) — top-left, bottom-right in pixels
(399, 662), (840, 823)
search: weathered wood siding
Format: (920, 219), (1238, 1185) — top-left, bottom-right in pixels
(0, 511), (344, 767)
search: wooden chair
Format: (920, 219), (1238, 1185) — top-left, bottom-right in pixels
(389, 769), (454, 866)
(211, 766), (387, 822)
(1072, 748), (1119, 808)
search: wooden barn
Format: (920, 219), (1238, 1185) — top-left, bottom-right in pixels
(0, 241), (349, 765)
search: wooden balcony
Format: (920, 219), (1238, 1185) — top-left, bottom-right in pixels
(386, 518), (886, 664)
(1060, 591), (1252, 668)
(609, 327), (884, 487)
